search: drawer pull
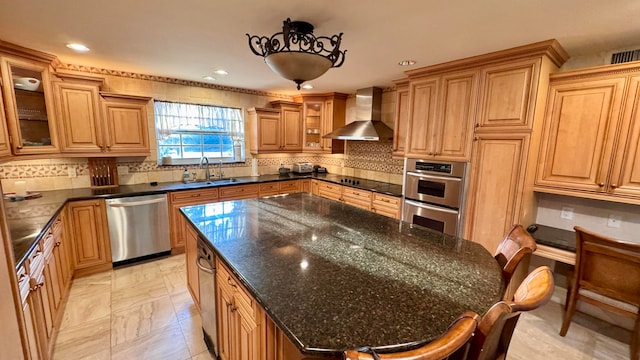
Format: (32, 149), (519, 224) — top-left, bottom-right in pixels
(55, 241), (62, 247)
(191, 194), (201, 197)
(227, 276), (237, 288)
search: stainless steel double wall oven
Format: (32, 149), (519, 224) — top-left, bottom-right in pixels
(402, 159), (467, 237)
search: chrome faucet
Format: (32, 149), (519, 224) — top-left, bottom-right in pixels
(200, 156), (211, 181)
(218, 160), (224, 180)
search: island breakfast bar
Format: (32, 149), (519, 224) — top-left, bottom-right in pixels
(181, 193), (503, 358)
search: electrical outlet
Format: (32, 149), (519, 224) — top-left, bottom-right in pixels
(117, 166), (129, 175)
(607, 214), (622, 228)
(560, 207), (574, 220)
(67, 167), (77, 178)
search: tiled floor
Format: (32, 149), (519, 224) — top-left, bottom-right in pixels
(53, 255), (631, 360)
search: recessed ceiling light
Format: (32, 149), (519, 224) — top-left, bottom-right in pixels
(214, 69), (228, 76)
(66, 43), (90, 52)
(203, 76), (216, 81)
(302, 84), (313, 90)
(398, 59), (416, 66)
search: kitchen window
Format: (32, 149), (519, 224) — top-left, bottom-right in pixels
(154, 101), (244, 165)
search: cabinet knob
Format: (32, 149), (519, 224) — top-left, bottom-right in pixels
(475, 123), (480, 128)
(427, 152), (433, 155)
(16, 145), (23, 150)
(106, 145), (111, 151)
(610, 184), (618, 189)
(94, 203), (100, 207)
(598, 182), (605, 187)
(55, 241), (61, 247)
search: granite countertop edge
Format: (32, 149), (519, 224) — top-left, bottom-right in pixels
(8, 173), (402, 269)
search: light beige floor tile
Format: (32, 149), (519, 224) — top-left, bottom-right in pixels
(158, 253), (187, 274)
(191, 350), (215, 360)
(53, 315), (111, 360)
(60, 289), (111, 330)
(593, 334), (630, 360)
(171, 289), (199, 321)
(67, 272), (112, 297)
(179, 314), (209, 356)
(112, 261), (163, 291)
(111, 322), (191, 360)
(111, 296), (179, 346)
(111, 276), (169, 312)
(163, 268), (188, 294)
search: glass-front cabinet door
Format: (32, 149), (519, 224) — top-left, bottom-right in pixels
(1, 57), (58, 154)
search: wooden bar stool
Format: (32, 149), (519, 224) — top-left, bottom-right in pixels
(560, 226), (640, 360)
(344, 311), (480, 360)
(494, 224), (537, 300)
(467, 266), (555, 360)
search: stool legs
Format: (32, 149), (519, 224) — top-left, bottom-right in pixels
(559, 286), (578, 337)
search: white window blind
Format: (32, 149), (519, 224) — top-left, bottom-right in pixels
(154, 101), (244, 165)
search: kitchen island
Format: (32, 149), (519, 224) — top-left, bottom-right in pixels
(181, 193), (503, 357)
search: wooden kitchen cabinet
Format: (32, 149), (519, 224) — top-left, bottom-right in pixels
(310, 179), (320, 195)
(475, 58), (541, 131)
(317, 181), (342, 201)
(259, 180), (302, 197)
(392, 79), (409, 158)
(99, 92), (151, 156)
(464, 133), (530, 253)
(17, 264), (41, 360)
(1, 55), (60, 155)
(0, 86), (12, 158)
(53, 73), (105, 154)
(300, 179), (311, 193)
(219, 184), (259, 201)
(293, 93), (347, 153)
(536, 66), (640, 204)
(216, 258), (264, 360)
(169, 188), (219, 252)
(341, 187), (372, 211)
(405, 70), (478, 161)
(249, 102), (302, 154)
(371, 193), (401, 219)
(535, 75), (627, 195)
(67, 199), (112, 276)
(185, 219), (200, 309)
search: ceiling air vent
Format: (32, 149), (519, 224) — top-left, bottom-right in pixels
(611, 49), (640, 64)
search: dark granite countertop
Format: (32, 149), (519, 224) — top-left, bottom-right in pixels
(528, 224), (576, 252)
(7, 173), (402, 269)
(182, 193), (503, 356)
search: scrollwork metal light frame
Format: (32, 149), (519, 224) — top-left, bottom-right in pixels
(246, 18), (346, 89)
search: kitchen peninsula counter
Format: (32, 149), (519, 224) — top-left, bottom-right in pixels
(181, 193), (503, 356)
(7, 173), (401, 268)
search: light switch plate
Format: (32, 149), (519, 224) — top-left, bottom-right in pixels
(607, 214), (622, 228)
(560, 207), (574, 220)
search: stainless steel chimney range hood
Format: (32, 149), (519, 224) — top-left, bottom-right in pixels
(322, 87), (393, 141)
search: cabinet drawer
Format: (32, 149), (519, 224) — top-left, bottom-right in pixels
(42, 233), (55, 260)
(279, 180), (301, 194)
(372, 193), (401, 208)
(343, 197), (371, 211)
(318, 181), (341, 195)
(342, 188), (372, 201)
(17, 266), (30, 304)
(170, 188), (219, 203)
(26, 246), (45, 279)
(259, 183), (280, 197)
(219, 184), (259, 200)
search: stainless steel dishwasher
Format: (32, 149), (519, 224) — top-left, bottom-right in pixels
(196, 237), (218, 358)
(105, 194), (171, 266)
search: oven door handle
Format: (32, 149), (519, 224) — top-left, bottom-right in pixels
(406, 172), (462, 182)
(404, 199), (459, 214)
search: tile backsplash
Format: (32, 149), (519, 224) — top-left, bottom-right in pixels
(0, 141), (403, 193)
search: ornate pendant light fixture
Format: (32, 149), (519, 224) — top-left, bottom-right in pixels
(246, 18), (346, 90)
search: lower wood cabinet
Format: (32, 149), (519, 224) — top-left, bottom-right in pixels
(216, 257), (264, 360)
(67, 199), (112, 276)
(463, 133), (530, 253)
(316, 180), (401, 219)
(169, 188), (219, 253)
(185, 219), (200, 309)
(259, 180), (303, 197)
(17, 210), (73, 360)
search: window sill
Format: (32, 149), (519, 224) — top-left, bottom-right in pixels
(158, 158), (245, 166)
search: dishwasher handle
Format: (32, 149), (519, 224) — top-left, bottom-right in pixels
(196, 255), (215, 274)
(107, 198), (166, 208)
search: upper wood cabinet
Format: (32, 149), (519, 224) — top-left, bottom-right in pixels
(0, 84), (12, 158)
(249, 102), (303, 154)
(294, 93), (347, 154)
(535, 63), (640, 204)
(100, 92), (151, 156)
(475, 59), (541, 131)
(53, 73), (105, 154)
(1, 56), (59, 155)
(392, 80), (409, 158)
(405, 70), (478, 161)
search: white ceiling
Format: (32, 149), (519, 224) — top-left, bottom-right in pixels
(1, 0), (639, 96)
